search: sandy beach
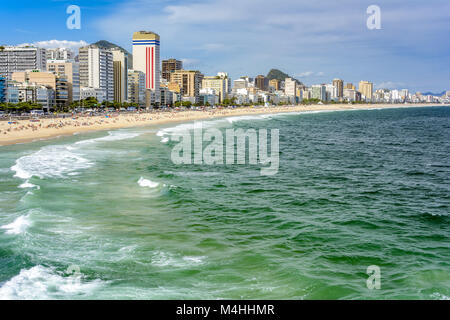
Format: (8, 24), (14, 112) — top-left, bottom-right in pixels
(0, 103), (448, 146)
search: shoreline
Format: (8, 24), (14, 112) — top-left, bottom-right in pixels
(0, 103), (448, 147)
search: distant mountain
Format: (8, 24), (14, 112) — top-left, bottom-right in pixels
(422, 91), (445, 96)
(267, 69), (303, 85)
(92, 40), (133, 69)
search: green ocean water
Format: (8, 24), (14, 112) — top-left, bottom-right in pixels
(0, 106), (449, 300)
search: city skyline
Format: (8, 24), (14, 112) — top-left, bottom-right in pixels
(1, 0), (449, 93)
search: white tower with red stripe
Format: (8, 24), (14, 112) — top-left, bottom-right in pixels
(132, 31), (160, 104)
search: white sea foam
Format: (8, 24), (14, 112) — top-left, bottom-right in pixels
(155, 119), (235, 143)
(431, 292), (450, 300)
(225, 114), (269, 123)
(11, 145), (92, 179)
(138, 177), (160, 188)
(18, 181), (39, 189)
(156, 123), (197, 140)
(156, 114), (277, 143)
(1, 215), (31, 235)
(75, 131), (140, 146)
(151, 251), (205, 268)
(182, 256), (206, 264)
(0, 265), (104, 300)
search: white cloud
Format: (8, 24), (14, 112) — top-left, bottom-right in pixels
(297, 71), (314, 77)
(18, 40), (88, 51)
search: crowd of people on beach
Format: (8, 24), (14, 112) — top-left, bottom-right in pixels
(0, 106), (279, 139)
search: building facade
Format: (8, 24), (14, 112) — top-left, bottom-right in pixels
(12, 70), (68, 108)
(132, 31), (160, 103)
(202, 75), (228, 103)
(217, 72), (231, 95)
(47, 60), (80, 103)
(160, 86), (174, 107)
(162, 59), (183, 82)
(344, 88), (362, 102)
(127, 70), (146, 106)
(311, 84), (327, 101)
(345, 83), (355, 90)
(79, 45), (114, 102)
(255, 75), (268, 91)
(332, 79), (344, 98)
(358, 81), (373, 101)
(284, 78), (297, 97)
(112, 48), (128, 103)
(46, 48), (74, 61)
(80, 87), (106, 103)
(0, 46), (47, 80)
(325, 84), (338, 101)
(0, 76), (6, 102)
(269, 79), (280, 91)
(170, 70), (204, 102)
(234, 79), (247, 90)
(13, 82), (55, 110)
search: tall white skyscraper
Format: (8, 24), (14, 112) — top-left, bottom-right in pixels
(132, 31), (160, 104)
(79, 45), (114, 102)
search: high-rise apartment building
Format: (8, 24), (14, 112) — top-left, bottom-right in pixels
(127, 70), (146, 105)
(269, 79), (280, 91)
(170, 70), (204, 102)
(345, 83), (355, 90)
(46, 48), (74, 61)
(79, 45), (114, 102)
(47, 60), (80, 103)
(112, 48), (128, 103)
(284, 78), (297, 97)
(0, 46), (47, 80)
(311, 84), (327, 101)
(234, 79), (248, 90)
(325, 84), (338, 101)
(132, 31), (160, 103)
(358, 81), (373, 101)
(217, 72), (231, 95)
(255, 75), (268, 91)
(332, 79), (344, 98)
(162, 59), (183, 82)
(202, 73), (229, 103)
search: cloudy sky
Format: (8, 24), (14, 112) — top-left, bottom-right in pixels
(1, 0), (449, 92)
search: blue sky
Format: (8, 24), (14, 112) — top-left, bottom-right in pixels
(1, 0), (449, 92)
